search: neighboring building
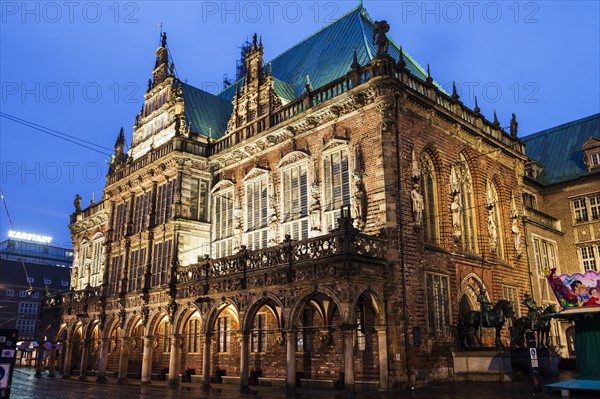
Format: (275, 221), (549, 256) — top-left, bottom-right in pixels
(521, 113), (600, 358)
(43, 5), (531, 390)
(0, 238), (72, 341)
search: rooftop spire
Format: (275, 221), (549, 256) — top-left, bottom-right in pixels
(493, 109), (500, 127)
(451, 81), (459, 101)
(115, 127), (125, 150)
(426, 64), (433, 85)
(152, 31), (170, 88)
(396, 46), (407, 70)
(474, 96), (480, 114)
(350, 48), (360, 70)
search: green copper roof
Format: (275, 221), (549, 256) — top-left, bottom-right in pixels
(522, 113), (600, 185)
(218, 5), (440, 102)
(180, 82), (232, 140)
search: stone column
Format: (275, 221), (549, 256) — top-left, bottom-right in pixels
(47, 343), (57, 378)
(239, 330), (250, 393)
(343, 327), (355, 392)
(78, 339), (89, 380)
(117, 339), (130, 383)
(62, 340), (72, 378)
(96, 338), (109, 382)
(376, 327), (389, 390)
(168, 335), (181, 386)
(140, 337), (153, 383)
(34, 345), (44, 378)
(285, 331), (297, 391)
(201, 333), (212, 390)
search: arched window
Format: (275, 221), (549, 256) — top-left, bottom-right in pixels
(452, 154), (477, 253)
(421, 153), (438, 244)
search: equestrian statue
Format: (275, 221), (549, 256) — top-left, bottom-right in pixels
(461, 283), (515, 348)
(512, 293), (557, 348)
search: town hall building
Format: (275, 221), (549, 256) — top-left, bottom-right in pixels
(41, 5), (531, 391)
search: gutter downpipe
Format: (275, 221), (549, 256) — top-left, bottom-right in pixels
(394, 92), (412, 390)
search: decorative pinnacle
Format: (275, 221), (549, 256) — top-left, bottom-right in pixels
(115, 127), (125, 149)
(351, 48), (360, 70)
(451, 81), (459, 101)
(397, 46), (407, 70)
(305, 74), (313, 92)
(493, 109), (500, 127)
(161, 32), (167, 48)
(426, 64), (433, 85)
(474, 96), (480, 114)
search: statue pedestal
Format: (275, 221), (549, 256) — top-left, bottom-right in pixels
(452, 350), (513, 382)
(511, 348), (561, 376)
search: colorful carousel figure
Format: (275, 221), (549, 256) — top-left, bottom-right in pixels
(544, 268), (600, 395)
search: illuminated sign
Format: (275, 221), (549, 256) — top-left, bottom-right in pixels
(8, 230), (52, 244)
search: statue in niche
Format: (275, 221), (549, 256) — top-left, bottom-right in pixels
(310, 183), (322, 232)
(268, 195), (279, 244)
(411, 184), (424, 227)
(451, 195), (462, 241)
(352, 172), (365, 229)
(232, 208), (243, 250)
(512, 218), (522, 257)
(411, 149), (421, 181)
(488, 210), (498, 252)
(449, 166), (461, 196)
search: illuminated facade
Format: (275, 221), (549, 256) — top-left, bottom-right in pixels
(42, 5), (532, 390)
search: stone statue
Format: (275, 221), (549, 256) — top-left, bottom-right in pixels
(487, 210), (498, 252)
(232, 208), (243, 250)
(450, 195), (462, 241)
(411, 149), (420, 181)
(310, 183), (322, 232)
(449, 166), (460, 195)
(268, 196), (279, 244)
(74, 194), (82, 213)
(411, 184), (424, 227)
(511, 218), (522, 256)
(161, 32), (167, 48)
(510, 113), (518, 137)
(372, 20), (390, 57)
(352, 172), (365, 229)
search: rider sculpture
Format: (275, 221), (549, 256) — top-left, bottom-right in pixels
(477, 286), (493, 326)
(523, 293), (542, 331)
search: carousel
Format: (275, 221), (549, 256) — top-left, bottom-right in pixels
(544, 268), (600, 394)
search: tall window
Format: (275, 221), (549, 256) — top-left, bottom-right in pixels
(421, 153), (438, 244)
(456, 155), (477, 253)
(523, 192), (537, 209)
(323, 148), (350, 231)
(91, 237), (104, 287)
(109, 254), (124, 294)
(113, 201), (129, 239)
(187, 318), (200, 353)
(133, 192), (150, 233)
(252, 313), (266, 353)
(128, 248), (146, 292)
(78, 242), (89, 289)
(213, 188), (234, 258)
(245, 176), (268, 250)
(151, 240), (172, 287)
(156, 180), (176, 225)
(296, 307), (313, 352)
(425, 273), (450, 338)
(281, 163), (309, 240)
(502, 285), (520, 317)
(590, 195), (600, 221)
(159, 320), (171, 353)
(573, 198), (588, 223)
(355, 303), (366, 351)
(533, 237), (558, 300)
(217, 316), (230, 353)
(190, 179), (209, 221)
(580, 246), (598, 271)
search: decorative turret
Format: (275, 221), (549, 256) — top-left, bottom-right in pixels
(152, 32), (170, 89)
(245, 33), (264, 88)
(109, 127), (128, 173)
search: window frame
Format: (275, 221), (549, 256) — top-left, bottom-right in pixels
(425, 272), (451, 338)
(322, 145), (350, 232)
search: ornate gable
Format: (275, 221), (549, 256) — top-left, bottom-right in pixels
(277, 151), (310, 169)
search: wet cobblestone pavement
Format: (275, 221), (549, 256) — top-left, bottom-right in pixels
(5, 366), (597, 399)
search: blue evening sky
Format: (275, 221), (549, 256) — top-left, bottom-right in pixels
(1, 1), (599, 248)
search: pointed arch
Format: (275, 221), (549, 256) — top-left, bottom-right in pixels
(241, 293), (285, 331)
(452, 152), (478, 253)
(485, 178), (504, 260)
(420, 151), (439, 244)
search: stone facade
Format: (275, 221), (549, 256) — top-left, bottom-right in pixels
(41, 9), (533, 391)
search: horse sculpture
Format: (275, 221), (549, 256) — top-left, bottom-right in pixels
(513, 304), (557, 348)
(461, 299), (515, 348)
